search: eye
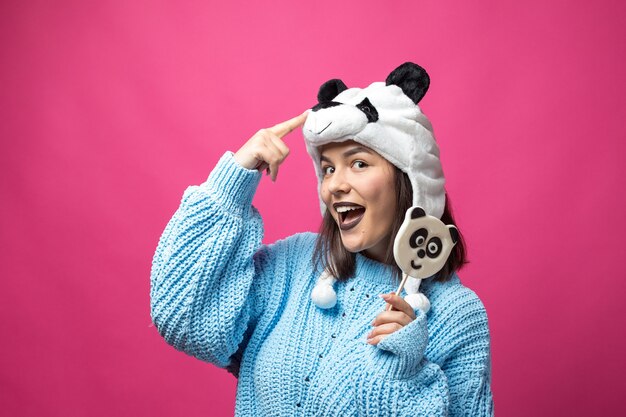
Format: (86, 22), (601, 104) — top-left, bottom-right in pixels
(409, 228), (428, 249)
(353, 160), (368, 169)
(322, 166), (335, 176)
(426, 237), (442, 258)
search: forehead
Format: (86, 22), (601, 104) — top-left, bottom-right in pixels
(319, 140), (377, 159)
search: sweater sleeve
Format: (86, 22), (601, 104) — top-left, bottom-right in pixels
(373, 285), (494, 416)
(356, 310), (450, 416)
(309, 310), (449, 416)
(149, 151), (273, 368)
(439, 296), (493, 417)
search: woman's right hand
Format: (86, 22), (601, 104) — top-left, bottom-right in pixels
(233, 111), (309, 181)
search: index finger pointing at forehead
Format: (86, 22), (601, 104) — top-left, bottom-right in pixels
(267, 110), (309, 139)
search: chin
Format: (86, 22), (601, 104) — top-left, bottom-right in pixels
(339, 229), (390, 262)
(339, 241), (362, 254)
(338, 234), (366, 254)
(340, 232), (381, 256)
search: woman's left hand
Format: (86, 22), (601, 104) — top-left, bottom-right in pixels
(367, 293), (417, 345)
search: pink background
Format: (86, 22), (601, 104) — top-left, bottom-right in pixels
(1, 1), (625, 415)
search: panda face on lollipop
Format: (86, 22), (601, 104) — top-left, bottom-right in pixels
(393, 206), (459, 279)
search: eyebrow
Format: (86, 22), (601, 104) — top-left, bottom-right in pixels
(320, 146), (373, 163)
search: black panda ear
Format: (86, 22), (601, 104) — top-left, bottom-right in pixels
(410, 207), (427, 219)
(317, 79), (348, 103)
(385, 62), (430, 104)
(448, 225), (459, 244)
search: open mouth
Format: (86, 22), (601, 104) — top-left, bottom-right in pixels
(334, 203), (365, 231)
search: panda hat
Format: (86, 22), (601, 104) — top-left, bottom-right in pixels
(303, 62), (445, 219)
(303, 62), (446, 309)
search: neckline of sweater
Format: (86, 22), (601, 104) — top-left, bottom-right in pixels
(352, 252), (460, 291)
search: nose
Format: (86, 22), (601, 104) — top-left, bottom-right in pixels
(326, 168), (351, 195)
(417, 249), (426, 259)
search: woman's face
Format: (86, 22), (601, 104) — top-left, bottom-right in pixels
(319, 140), (397, 262)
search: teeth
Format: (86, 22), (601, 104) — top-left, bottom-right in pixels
(336, 206), (362, 213)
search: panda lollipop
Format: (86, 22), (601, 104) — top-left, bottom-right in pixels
(304, 62), (454, 311)
(389, 206), (458, 313)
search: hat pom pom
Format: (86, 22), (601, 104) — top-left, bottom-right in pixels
(311, 270), (337, 309)
(311, 283), (337, 309)
(405, 293), (431, 314)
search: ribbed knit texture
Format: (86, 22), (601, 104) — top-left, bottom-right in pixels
(150, 152), (494, 416)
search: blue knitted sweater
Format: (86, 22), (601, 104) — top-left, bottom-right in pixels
(150, 152), (493, 416)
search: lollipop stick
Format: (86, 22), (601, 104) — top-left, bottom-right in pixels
(386, 272), (410, 311)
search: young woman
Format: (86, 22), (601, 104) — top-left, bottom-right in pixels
(150, 63), (493, 416)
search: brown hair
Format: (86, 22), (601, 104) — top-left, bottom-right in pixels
(312, 167), (468, 284)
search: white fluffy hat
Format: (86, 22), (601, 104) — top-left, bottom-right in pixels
(302, 62), (446, 220)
